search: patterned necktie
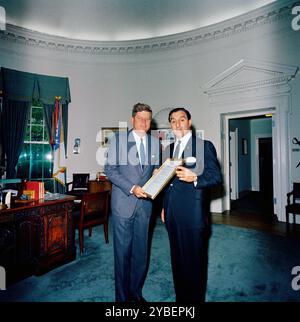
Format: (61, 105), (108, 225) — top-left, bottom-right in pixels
(140, 137), (146, 170)
(173, 140), (181, 159)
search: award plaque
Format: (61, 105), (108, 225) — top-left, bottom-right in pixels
(142, 158), (183, 200)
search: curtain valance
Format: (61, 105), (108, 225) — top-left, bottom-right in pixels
(0, 68), (71, 104)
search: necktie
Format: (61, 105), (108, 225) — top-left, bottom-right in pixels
(173, 140), (181, 159)
(140, 137), (146, 170)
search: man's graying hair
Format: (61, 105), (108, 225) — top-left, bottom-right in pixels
(132, 103), (152, 117)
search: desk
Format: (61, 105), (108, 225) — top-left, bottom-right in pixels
(66, 179), (111, 200)
(0, 195), (76, 285)
(88, 179), (112, 193)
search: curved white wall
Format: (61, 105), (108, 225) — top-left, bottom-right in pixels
(0, 0), (299, 213)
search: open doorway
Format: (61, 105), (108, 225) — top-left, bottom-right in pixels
(258, 137), (273, 213)
(229, 115), (274, 216)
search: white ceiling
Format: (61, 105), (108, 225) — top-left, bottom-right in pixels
(0, 0), (276, 41)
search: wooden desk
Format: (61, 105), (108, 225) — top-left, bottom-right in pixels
(0, 195), (76, 285)
(66, 179), (111, 199)
(88, 179), (112, 193)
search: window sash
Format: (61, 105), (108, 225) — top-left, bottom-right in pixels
(16, 105), (53, 181)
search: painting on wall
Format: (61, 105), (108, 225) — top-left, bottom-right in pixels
(151, 128), (175, 148)
(196, 130), (205, 140)
(152, 128), (174, 141)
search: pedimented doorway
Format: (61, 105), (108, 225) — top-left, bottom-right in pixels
(203, 58), (298, 222)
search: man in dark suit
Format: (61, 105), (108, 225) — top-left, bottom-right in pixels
(105, 103), (160, 302)
(161, 107), (222, 302)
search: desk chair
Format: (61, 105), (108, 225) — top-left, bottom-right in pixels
(286, 182), (300, 230)
(66, 173), (90, 196)
(66, 174), (90, 212)
(73, 191), (110, 255)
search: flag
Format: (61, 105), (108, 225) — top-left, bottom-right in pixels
(52, 97), (66, 185)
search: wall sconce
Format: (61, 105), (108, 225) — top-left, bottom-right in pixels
(73, 138), (80, 154)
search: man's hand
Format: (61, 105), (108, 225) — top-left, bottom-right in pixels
(161, 208), (165, 223)
(175, 166), (197, 183)
(132, 185), (148, 198)
(153, 168), (159, 176)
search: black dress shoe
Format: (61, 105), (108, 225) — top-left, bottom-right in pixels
(138, 296), (147, 303)
(132, 296), (147, 303)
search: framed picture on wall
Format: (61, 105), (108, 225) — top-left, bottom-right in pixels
(101, 127), (127, 147)
(151, 128), (175, 148)
(196, 130), (205, 140)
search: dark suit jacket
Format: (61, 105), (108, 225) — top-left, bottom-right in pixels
(163, 135), (222, 228)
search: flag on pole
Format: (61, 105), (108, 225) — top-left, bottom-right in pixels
(52, 97), (66, 185)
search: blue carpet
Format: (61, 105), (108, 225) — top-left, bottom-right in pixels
(1, 217), (300, 302)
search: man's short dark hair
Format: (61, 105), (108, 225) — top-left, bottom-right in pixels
(168, 107), (191, 122)
(132, 103), (152, 117)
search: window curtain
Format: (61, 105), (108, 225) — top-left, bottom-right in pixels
(0, 68), (36, 179)
(0, 67), (71, 184)
(2, 99), (30, 178)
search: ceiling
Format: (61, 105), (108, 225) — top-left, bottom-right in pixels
(0, 0), (276, 41)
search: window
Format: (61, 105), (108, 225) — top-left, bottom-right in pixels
(16, 105), (53, 181)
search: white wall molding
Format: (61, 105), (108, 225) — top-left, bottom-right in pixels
(0, 0), (294, 55)
(203, 58), (299, 104)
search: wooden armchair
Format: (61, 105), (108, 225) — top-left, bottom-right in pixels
(73, 191), (110, 255)
(286, 182), (300, 229)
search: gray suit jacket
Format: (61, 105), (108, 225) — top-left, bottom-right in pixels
(105, 129), (160, 218)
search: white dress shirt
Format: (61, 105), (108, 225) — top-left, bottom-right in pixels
(130, 130), (147, 193)
(173, 131), (197, 186)
(173, 131), (192, 158)
(132, 130), (147, 165)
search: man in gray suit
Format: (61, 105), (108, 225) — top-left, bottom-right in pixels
(105, 103), (160, 302)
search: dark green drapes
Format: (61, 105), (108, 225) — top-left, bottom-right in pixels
(0, 68), (71, 104)
(0, 67), (71, 179)
(37, 74), (71, 105)
(1, 68), (39, 102)
(2, 99), (30, 178)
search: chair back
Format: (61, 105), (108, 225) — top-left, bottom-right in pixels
(293, 182), (300, 202)
(72, 173), (90, 191)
